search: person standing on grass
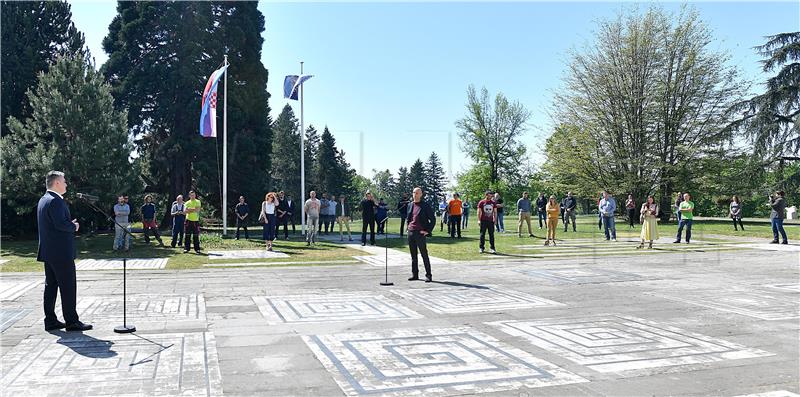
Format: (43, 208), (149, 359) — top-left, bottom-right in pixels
(318, 193), (329, 234)
(113, 195), (130, 251)
(477, 191), (497, 254)
(260, 192), (278, 251)
(730, 195), (744, 231)
(674, 192), (684, 222)
(638, 196), (659, 249)
(184, 190), (202, 254)
(141, 194), (164, 246)
(545, 195), (560, 246)
(170, 195), (185, 248)
(462, 200), (470, 229)
(234, 196), (250, 240)
(561, 192), (577, 233)
(599, 190), (617, 241)
(277, 191), (290, 240)
(326, 195), (338, 235)
(494, 192), (505, 233)
(406, 187), (436, 282)
(597, 193), (604, 230)
(625, 194), (636, 229)
(286, 194), (297, 234)
(448, 193), (463, 238)
(38, 170), (92, 332)
(376, 198), (389, 235)
(336, 195), (353, 241)
(536, 192), (547, 230)
(397, 193), (410, 237)
(673, 192), (695, 244)
(438, 197), (449, 232)
(770, 191), (789, 244)
(517, 191), (534, 238)
(360, 191), (378, 246)
(304, 191), (321, 246)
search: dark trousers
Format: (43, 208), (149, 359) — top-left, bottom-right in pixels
(479, 219), (495, 249)
(143, 220), (162, 243)
(289, 216), (296, 234)
(676, 219), (693, 242)
(399, 216), (406, 237)
(263, 214), (277, 241)
(184, 220), (201, 251)
(236, 220), (249, 239)
(43, 261), (79, 325)
(627, 208), (636, 228)
(538, 209), (546, 228)
(408, 230), (432, 278)
(449, 215), (462, 237)
(377, 217), (387, 234)
(171, 216), (185, 247)
(278, 216), (289, 238)
(362, 218), (376, 244)
(772, 218), (788, 242)
(732, 217), (744, 231)
(463, 212), (469, 228)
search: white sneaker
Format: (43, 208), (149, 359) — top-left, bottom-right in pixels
(611, 238), (617, 242)
(490, 249), (497, 254)
(479, 248), (485, 253)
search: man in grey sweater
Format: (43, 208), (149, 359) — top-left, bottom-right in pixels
(770, 191), (788, 244)
(113, 195), (130, 251)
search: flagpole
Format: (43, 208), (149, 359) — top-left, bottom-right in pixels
(300, 61), (306, 236)
(222, 55), (229, 236)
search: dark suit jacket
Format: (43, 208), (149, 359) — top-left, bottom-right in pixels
(37, 191), (77, 265)
(405, 200), (436, 234)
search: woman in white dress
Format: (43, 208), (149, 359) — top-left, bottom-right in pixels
(638, 196), (659, 249)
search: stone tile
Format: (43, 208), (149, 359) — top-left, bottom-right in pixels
(303, 326), (588, 396)
(392, 285), (564, 314)
(0, 331), (222, 396)
(253, 291), (423, 324)
(653, 287), (800, 321)
(75, 258), (167, 270)
(513, 267), (652, 284)
(0, 279), (41, 301)
(207, 249), (290, 260)
(488, 314), (773, 374)
(0, 307), (31, 332)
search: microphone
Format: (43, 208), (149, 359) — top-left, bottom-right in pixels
(76, 193), (99, 202)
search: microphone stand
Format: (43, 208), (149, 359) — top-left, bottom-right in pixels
(79, 196), (136, 333)
(379, 217), (393, 286)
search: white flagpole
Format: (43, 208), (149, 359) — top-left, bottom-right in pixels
(300, 61), (306, 236)
(222, 55), (229, 236)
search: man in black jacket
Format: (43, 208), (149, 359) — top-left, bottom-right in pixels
(37, 171), (92, 332)
(536, 192), (547, 229)
(406, 187), (436, 282)
(277, 191), (290, 240)
(360, 192), (378, 246)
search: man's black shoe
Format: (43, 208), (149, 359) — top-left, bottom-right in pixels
(770, 240), (779, 244)
(408, 276), (419, 281)
(65, 322), (93, 332)
(44, 320), (66, 331)
(782, 241), (789, 245)
(425, 276), (432, 283)
(362, 242), (366, 246)
(195, 250), (202, 254)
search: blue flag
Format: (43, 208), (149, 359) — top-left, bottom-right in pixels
(283, 74), (313, 100)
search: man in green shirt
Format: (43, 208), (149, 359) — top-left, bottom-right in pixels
(183, 190), (202, 253)
(673, 192), (694, 244)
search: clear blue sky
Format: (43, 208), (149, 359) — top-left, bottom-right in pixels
(69, 1), (799, 183)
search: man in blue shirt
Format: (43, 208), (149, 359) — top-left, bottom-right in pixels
(598, 190), (617, 241)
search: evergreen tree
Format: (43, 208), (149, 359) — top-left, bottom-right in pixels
(371, 169), (396, 201)
(336, 149), (359, 201)
(1, 54), (136, 233)
(1, 0), (85, 138)
(424, 152), (447, 207)
(270, 105), (300, 198)
(408, 159), (427, 196)
(316, 126), (342, 195)
(304, 125), (320, 192)
(395, 166), (411, 199)
(102, 2), (271, 220)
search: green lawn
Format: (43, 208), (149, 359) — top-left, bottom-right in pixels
(2, 215), (794, 272)
(0, 232), (364, 272)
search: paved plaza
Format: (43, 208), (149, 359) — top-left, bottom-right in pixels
(0, 245), (798, 396)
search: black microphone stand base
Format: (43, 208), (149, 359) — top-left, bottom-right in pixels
(379, 282), (394, 286)
(114, 325), (136, 334)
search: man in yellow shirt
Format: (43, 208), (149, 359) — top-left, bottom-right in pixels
(183, 190), (202, 254)
(447, 193), (463, 238)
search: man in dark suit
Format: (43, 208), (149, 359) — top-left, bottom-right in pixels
(360, 192), (378, 246)
(406, 187), (436, 282)
(37, 171), (92, 332)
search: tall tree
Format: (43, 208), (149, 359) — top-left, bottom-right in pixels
(102, 2), (271, 221)
(455, 85), (530, 184)
(725, 32), (800, 157)
(270, 105), (301, 198)
(1, 0), (85, 138)
(395, 166), (411, 199)
(424, 152), (447, 206)
(549, 6), (745, 218)
(1, 54), (136, 233)
(304, 124), (320, 192)
(408, 159), (427, 195)
(371, 169), (396, 201)
(316, 126), (344, 195)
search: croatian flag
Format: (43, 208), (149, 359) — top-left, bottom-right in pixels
(199, 64), (228, 138)
(283, 74), (313, 100)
